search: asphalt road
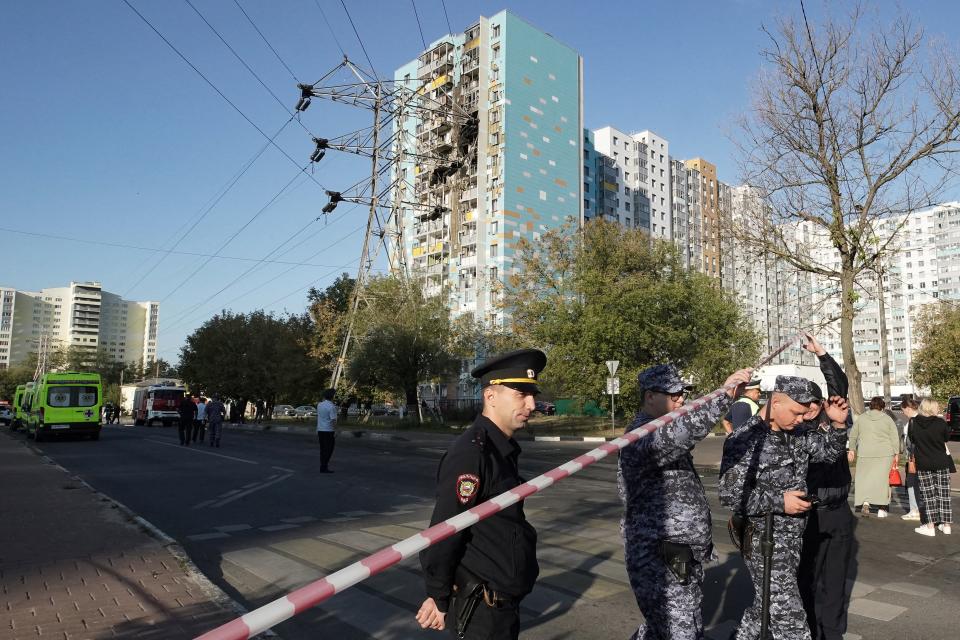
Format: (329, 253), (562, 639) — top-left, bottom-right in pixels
(12, 423), (960, 640)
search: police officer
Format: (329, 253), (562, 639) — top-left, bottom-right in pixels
(620, 364), (753, 640)
(723, 378), (762, 433)
(796, 334), (854, 640)
(416, 349), (545, 639)
(719, 376), (849, 640)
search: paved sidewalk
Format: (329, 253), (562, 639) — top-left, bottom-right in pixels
(0, 431), (238, 639)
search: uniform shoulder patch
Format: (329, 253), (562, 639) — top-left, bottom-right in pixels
(456, 474), (480, 504)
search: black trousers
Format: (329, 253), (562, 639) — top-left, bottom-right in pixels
(446, 596), (520, 640)
(178, 418), (193, 444)
(317, 431), (336, 470)
(799, 505), (855, 640)
(192, 419), (205, 442)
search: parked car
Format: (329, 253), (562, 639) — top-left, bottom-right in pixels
(295, 405), (318, 418)
(0, 404), (12, 426)
(272, 404), (297, 418)
(534, 400), (556, 416)
(944, 396), (960, 439)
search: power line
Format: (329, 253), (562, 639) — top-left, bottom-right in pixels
(411, 0), (427, 49)
(159, 217), (367, 334)
(313, 0), (346, 58)
(122, 118), (290, 298)
(439, 0), (453, 35)
(159, 216), (319, 331)
(0, 225), (352, 269)
(184, 0), (314, 137)
(230, 0), (299, 83)
(339, 0), (378, 79)
(158, 168), (305, 304)
(120, 0), (326, 191)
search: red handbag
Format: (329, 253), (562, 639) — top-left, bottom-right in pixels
(889, 466), (903, 487)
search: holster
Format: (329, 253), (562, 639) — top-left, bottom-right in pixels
(728, 514), (756, 560)
(658, 540), (693, 586)
(453, 565), (485, 639)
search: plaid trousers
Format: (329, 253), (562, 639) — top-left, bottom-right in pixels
(916, 469), (953, 526)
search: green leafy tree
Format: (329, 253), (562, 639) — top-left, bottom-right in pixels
(308, 273), (356, 381)
(501, 219), (761, 414)
(178, 310), (323, 408)
(911, 304), (960, 399)
(346, 276), (459, 420)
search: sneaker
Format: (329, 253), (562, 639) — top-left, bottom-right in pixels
(938, 524), (952, 535)
(915, 525), (936, 537)
(877, 509), (888, 518)
(901, 511), (921, 521)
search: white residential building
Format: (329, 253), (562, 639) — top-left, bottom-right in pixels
(0, 281), (158, 369)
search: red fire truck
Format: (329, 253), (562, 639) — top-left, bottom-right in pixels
(132, 383), (186, 427)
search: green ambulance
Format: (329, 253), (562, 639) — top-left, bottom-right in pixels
(12, 382), (33, 431)
(27, 372), (103, 441)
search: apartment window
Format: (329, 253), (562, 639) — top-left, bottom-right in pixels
(613, 136), (619, 145)
(490, 244), (499, 257)
(584, 182), (590, 192)
(492, 24), (500, 37)
(492, 44), (500, 58)
(491, 221), (499, 234)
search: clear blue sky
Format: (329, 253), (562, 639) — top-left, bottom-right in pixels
(2, 1), (958, 363)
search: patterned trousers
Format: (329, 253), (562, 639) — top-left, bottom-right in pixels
(916, 469), (953, 525)
(625, 543), (705, 640)
(736, 526), (810, 640)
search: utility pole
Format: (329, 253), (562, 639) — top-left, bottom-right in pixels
(331, 82), (382, 389)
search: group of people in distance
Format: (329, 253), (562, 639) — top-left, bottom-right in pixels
(413, 333), (953, 640)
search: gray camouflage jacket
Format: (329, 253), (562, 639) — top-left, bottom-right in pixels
(719, 415), (847, 535)
(618, 394), (731, 562)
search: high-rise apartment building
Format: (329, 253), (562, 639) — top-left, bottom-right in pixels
(0, 281), (158, 369)
(394, 11), (584, 325)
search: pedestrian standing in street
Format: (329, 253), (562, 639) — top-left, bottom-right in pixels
(900, 398), (923, 521)
(256, 399), (265, 424)
(416, 349), (545, 639)
(848, 397), (900, 517)
(723, 378), (762, 434)
(720, 376), (849, 640)
(177, 395), (197, 446)
(193, 396), (207, 444)
(620, 364), (753, 640)
(910, 398), (954, 537)
(206, 394), (226, 448)
(316, 389), (338, 473)
(112, 403), (121, 425)
(797, 333), (855, 640)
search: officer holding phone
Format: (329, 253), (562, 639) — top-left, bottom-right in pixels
(719, 376), (849, 640)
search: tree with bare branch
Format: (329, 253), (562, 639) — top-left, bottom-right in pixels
(733, 3), (960, 412)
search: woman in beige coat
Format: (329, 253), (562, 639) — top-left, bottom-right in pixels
(849, 396), (901, 517)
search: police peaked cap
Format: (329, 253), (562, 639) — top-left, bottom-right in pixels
(472, 348), (546, 394)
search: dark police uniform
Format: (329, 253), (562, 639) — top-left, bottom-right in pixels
(719, 376), (848, 640)
(420, 349), (545, 640)
(798, 353), (854, 640)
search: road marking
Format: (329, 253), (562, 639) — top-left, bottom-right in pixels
(148, 439), (259, 464)
(281, 516), (318, 524)
(187, 532), (231, 541)
(273, 466), (295, 473)
(323, 516), (360, 523)
(880, 582), (939, 598)
(216, 524), (253, 532)
(211, 472), (294, 508)
(260, 524), (301, 532)
(848, 598), (907, 621)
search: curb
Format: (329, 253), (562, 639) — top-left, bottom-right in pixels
(20, 440), (280, 639)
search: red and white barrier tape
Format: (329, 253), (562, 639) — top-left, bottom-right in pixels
(196, 335), (799, 640)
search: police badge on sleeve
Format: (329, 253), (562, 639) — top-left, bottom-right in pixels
(456, 474), (480, 504)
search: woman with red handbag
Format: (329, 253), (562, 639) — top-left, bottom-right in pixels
(848, 396), (901, 517)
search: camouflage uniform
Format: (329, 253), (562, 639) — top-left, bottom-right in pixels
(719, 376), (848, 640)
(619, 364), (731, 640)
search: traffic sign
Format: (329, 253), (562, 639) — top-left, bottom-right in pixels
(606, 360), (620, 376)
(606, 377), (620, 395)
